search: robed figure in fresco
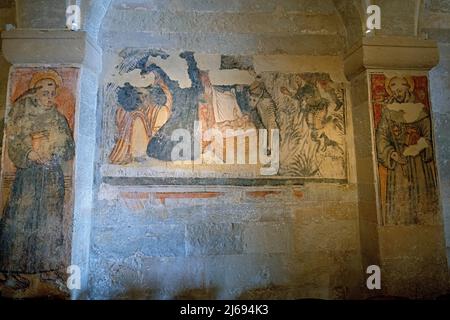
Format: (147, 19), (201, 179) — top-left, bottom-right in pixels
(376, 76), (438, 225)
(109, 75), (173, 164)
(0, 70), (75, 284)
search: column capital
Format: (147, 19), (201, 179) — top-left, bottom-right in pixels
(344, 36), (440, 80)
(1, 30), (101, 73)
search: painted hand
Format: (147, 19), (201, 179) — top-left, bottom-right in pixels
(391, 151), (407, 165)
(28, 150), (51, 165)
(28, 150), (42, 162)
(280, 87), (291, 96)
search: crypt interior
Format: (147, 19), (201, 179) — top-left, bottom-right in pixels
(0, 0), (450, 300)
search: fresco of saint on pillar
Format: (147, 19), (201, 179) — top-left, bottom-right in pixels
(0, 68), (77, 294)
(371, 74), (439, 225)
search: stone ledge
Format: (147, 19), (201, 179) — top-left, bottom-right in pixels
(344, 36), (440, 79)
(423, 28), (450, 44)
(1, 30), (102, 73)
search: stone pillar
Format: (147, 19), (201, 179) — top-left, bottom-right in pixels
(1, 30), (101, 299)
(0, 0), (16, 157)
(429, 43), (450, 269)
(345, 36), (449, 298)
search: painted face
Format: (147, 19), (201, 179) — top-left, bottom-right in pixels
(389, 77), (410, 103)
(136, 88), (149, 105)
(248, 95), (259, 109)
(200, 72), (211, 88)
(34, 79), (58, 108)
(294, 75), (304, 88)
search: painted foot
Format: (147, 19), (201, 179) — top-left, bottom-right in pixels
(4, 274), (30, 290)
(40, 271), (69, 294)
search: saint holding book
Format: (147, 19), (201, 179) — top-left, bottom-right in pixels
(0, 70), (75, 288)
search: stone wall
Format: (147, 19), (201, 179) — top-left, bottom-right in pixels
(86, 0), (450, 300)
(0, 0), (449, 300)
(424, 0), (450, 267)
(88, 0), (364, 299)
(91, 184), (362, 299)
(0, 0), (15, 155)
(100, 0), (345, 55)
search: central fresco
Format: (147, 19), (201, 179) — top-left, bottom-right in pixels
(102, 50), (347, 183)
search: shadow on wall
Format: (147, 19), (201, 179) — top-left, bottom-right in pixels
(111, 286), (330, 300)
(88, 193), (367, 301)
(174, 287), (218, 300)
(109, 282), (217, 300)
(110, 286), (327, 300)
(109, 285), (450, 301)
(0, 273), (69, 300)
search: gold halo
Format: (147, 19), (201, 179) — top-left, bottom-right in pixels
(385, 76), (414, 96)
(29, 69), (63, 89)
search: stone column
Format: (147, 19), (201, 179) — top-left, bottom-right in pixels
(1, 30), (101, 299)
(345, 36), (449, 298)
(0, 0), (16, 157)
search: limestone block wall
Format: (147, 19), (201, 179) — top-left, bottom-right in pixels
(15, 0), (66, 29)
(431, 46), (450, 266)
(0, 0), (448, 300)
(90, 185), (362, 299)
(424, 1), (450, 266)
(0, 0), (15, 156)
(87, 0), (364, 299)
(372, 0), (420, 36)
(100, 0), (346, 54)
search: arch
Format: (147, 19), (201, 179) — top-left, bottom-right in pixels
(333, 0), (427, 50)
(80, 0), (113, 43)
(333, 0), (366, 50)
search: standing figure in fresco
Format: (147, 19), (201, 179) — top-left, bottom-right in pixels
(109, 75), (173, 164)
(376, 76), (437, 225)
(248, 75), (279, 152)
(0, 70), (75, 289)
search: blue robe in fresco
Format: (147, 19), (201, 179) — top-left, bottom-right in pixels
(145, 52), (204, 161)
(0, 96), (75, 273)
